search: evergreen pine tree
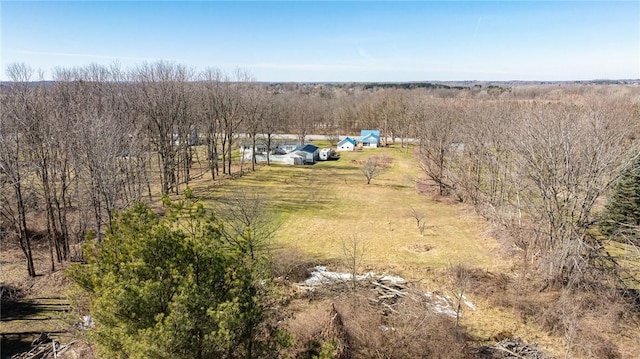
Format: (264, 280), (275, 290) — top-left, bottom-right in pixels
(600, 152), (640, 244)
(68, 190), (283, 358)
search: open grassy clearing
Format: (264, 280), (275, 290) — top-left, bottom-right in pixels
(195, 146), (571, 352)
(204, 146), (512, 277)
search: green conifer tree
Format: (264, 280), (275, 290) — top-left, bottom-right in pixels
(68, 189), (282, 358)
(600, 153), (640, 244)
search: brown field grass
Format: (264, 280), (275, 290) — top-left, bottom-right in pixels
(188, 146), (570, 353)
(4, 143), (639, 358)
(199, 147), (512, 276)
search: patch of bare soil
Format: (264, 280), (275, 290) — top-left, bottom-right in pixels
(415, 177), (461, 205)
(404, 242), (433, 253)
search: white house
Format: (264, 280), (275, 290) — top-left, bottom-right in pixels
(241, 140), (301, 163)
(360, 130), (381, 148)
(274, 141), (300, 155)
(240, 140), (325, 165)
(337, 137), (357, 151)
(239, 141), (269, 155)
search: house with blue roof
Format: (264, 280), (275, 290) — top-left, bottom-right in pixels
(337, 136), (357, 151)
(360, 130), (381, 148)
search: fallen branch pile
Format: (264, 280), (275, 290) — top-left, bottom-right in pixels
(10, 333), (77, 359)
(368, 278), (408, 314)
(475, 337), (551, 359)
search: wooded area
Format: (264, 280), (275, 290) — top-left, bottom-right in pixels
(2, 61), (640, 358)
(2, 62), (638, 285)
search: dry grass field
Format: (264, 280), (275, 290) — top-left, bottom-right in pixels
(195, 145), (570, 354)
(205, 147), (511, 275)
(4, 143), (639, 358)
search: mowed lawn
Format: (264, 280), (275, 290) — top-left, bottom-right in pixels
(203, 146), (512, 280)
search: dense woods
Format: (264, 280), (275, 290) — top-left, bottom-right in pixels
(2, 61), (640, 357)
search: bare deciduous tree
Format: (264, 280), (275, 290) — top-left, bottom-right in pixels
(260, 93), (285, 166)
(217, 191), (276, 260)
(0, 63), (37, 276)
(288, 93), (325, 146)
(416, 98), (462, 196)
(241, 84), (270, 172)
(449, 264), (472, 327)
(342, 236), (367, 293)
(408, 206), (427, 236)
(510, 101), (632, 288)
(360, 154), (393, 185)
(132, 61), (192, 195)
(448, 97), (637, 289)
(198, 68), (223, 181)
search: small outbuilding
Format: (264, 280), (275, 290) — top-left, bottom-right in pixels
(337, 137), (357, 151)
(284, 152), (305, 165)
(298, 144), (320, 164)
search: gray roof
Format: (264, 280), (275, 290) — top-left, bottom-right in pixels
(275, 141), (300, 146)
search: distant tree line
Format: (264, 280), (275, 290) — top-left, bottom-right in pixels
(361, 82), (471, 91)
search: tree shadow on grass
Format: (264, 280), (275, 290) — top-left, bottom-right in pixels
(1, 295), (71, 358)
(1, 299), (70, 322)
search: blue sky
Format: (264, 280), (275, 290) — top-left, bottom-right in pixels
(1, 1), (639, 81)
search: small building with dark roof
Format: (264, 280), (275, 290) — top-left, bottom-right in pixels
(297, 144), (320, 164)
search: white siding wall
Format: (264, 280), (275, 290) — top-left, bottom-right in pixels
(338, 143), (355, 151)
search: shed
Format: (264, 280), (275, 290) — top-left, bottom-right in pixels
(298, 144), (320, 164)
(337, 136), (357, 151)
(284, 152), (305, 165)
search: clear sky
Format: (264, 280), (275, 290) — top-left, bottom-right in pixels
(1, 1), (639, 82)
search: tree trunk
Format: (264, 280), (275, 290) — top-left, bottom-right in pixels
(15, 182), (36, 277)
